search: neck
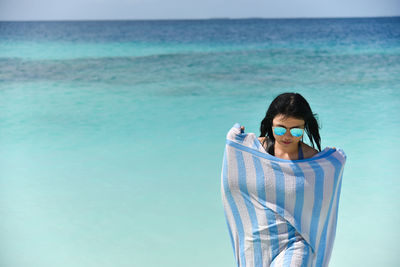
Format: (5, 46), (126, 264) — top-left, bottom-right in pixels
(274, 141), (300, 160)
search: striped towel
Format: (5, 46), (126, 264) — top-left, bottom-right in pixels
(221, 123), (347, 267)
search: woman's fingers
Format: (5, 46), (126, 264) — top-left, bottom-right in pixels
(240, 126), (245, 133)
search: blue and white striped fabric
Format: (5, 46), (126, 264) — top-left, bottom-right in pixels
(221, 123), (347, 267)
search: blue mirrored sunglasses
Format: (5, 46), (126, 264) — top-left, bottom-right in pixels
(272, 126), (304, 137)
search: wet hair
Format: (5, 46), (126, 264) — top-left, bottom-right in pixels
(259, 92), (321, 155)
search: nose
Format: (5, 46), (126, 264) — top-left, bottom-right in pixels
(283, 129), (292, 138)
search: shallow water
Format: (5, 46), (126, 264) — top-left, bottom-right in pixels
(0, 18), (399, 267)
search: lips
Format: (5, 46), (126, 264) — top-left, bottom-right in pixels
(282, 141), (292, 144)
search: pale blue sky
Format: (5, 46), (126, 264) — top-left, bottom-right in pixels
(1, 0), (399, 21)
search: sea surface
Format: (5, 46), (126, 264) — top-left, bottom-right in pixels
(0, 18), (399, 267)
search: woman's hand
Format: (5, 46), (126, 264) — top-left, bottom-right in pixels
(240, 126), (245, 133)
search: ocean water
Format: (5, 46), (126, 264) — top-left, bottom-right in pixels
(0, 18), (399, 267)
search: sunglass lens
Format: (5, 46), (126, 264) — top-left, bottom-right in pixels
(290, 128), (304, 137)
(273, 127), (286, 136)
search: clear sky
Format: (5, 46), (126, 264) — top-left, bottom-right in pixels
(1, 0), (399, 21)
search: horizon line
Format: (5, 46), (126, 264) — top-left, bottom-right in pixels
(1, 15), (399, 22)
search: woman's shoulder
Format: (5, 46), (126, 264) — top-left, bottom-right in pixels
(257, 137), (269, 151)
(301, 142), (319, 158)
(258, 136), (267, 145)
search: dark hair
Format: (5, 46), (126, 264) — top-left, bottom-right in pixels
(259, 92), (321, 155)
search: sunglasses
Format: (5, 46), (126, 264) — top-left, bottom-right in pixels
(272, 126), (304, 137)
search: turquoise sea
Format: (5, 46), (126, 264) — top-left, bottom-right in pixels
(0, 18), (399, 266)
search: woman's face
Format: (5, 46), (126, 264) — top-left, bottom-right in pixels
(272, 114), (305, 146)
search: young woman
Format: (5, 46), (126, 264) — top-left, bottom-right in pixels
(221, 92), (345, 267)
